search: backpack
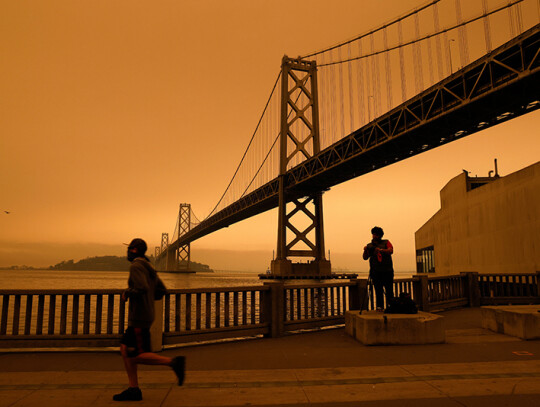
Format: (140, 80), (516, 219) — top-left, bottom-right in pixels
(384, 292), (418, 314)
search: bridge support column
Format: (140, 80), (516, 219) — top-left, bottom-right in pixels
(270, 56), (331, 278)
(160, 232), (174, 272)
(176, 203), (191, 271)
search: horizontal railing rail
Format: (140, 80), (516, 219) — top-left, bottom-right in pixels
(1, 272), (538, 349)
(283, 282), (355, 332)
(427, 275), (468, 311)
(479, 273), (539, 305)
(0, 289), (126, 348)
(162, 285), (270, 345)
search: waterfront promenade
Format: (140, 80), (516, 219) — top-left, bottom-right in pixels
(1, 307), (540, 406)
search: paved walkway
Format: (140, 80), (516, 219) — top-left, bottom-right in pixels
(1, 308), (540, 406)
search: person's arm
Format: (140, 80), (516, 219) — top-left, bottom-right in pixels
(376, 241), (393, 255)
(124, 263), (149, 300)
(362, 245), (370, 260)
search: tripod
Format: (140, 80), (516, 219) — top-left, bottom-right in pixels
(360, 275), (373, 314)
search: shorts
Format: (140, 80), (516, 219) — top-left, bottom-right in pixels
(121, 327), (151, 357)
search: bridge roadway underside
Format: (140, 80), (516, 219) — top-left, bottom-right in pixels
(299, 69), (540, 193)
(161, 25), (540, 261)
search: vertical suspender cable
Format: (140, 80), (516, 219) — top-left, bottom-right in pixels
(370, 35), (379, 118)
(366, 42), (373, 121)
(455, 0), (470, 68)
(356, 40), (366, 126)
(375, 38), (382, 118)
(347, 43), (355, 134)
(414, 13), (424, 94)
(482, 0), (493, 53)
(398, 21), (407, 104)
(433, 3), (444, 81)
(515, 0), (524, 34)
(508, 0), (516, 37)
(329, 50), (337, 144)
(427, 34), (435, 87)
(383, 27), (393, 112)
(318, 54), (326, 148)
(322, 53), (330, 148)
(338, 47), (346, 140)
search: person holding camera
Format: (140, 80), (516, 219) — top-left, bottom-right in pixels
(363, 226), (394, 311)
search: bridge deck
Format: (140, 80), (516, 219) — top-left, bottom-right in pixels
(160, 24), (540, 260)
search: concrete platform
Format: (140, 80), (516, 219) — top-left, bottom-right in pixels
(481, 305), (540, 340)
(2, 308), (540, 406)
(347, 311), (445, 345)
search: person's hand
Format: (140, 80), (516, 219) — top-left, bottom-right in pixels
(363, 246), (368, 251)
(121, 292), (127, 302)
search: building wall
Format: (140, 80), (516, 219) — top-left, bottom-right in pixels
(415, 161), (540, 275)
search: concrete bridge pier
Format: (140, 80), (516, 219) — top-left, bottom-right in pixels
(270, 258), (331, 278)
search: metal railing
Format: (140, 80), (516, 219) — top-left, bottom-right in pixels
(162, 286), (270, 345)
(479, 273), (539, 305)
(1, 272), (538, 348)
(0, 290), (126, 348)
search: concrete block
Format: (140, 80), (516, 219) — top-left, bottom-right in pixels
(344, 310), (362, 338)
(351, 311), (445, 345)
(481, 305), (540, 340)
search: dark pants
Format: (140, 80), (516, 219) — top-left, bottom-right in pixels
(121, 327), (151, 357)
(370, 271), (394, 309)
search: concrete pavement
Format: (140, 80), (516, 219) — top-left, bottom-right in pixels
(1, 308), (540, 406)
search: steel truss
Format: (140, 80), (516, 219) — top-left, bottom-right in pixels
(271, 56), (329, 277)
(176, 203), (191, 270)
(158, 25), (539, 264)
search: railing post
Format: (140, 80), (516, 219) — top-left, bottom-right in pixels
(151, 299), (164, 352)
(413, 275), (430, 312)
(536, 271), (540, 297)
(348, 279), (368, 311)
(461, 272), (480, 307)
(263, 282), (285, 338)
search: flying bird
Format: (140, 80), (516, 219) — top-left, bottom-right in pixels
(4, 211), (10, 214)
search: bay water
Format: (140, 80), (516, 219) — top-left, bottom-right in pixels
(0, 269), (414, 290)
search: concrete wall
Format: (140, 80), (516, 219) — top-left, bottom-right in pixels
(415, 162), (540, 275)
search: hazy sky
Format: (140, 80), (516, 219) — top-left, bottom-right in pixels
(1, 0), (539, 272)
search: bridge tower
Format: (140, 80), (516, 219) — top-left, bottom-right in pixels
(161, 232), (175, 271)
(176, 203), (191, 271)
(270, 56), (331, 278)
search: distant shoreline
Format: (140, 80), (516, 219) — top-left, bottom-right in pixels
(1, 255), (213, 273)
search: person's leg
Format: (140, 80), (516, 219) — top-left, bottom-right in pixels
(113, 343), (143, 401)
(372, 278), (384, 309)
(134, 352), (172, 366)
(384, 273), (394, 305)
(132, 327), (186, 386)
(120, 344), (139, 388)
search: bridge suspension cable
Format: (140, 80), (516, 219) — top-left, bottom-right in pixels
(162, 0), (538, 254)
(305, 0), (535, 152)
(313, 0), (526, 68)
(203, 72), (282, 220)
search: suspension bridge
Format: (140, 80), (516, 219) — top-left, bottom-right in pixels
(155, 0), (540, 277)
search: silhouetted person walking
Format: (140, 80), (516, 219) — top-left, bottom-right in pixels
(113, 238), (185, 401)
(363, 227), (394, 311)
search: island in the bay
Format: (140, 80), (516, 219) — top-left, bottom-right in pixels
(2, 256), (213, 272)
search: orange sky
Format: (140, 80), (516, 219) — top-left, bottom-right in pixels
(1, 0), (539, 272)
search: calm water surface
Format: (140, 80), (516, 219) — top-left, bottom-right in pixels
(0, 269), (263, 290)
(0, 269), (413, 290)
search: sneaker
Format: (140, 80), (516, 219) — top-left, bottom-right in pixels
(113, 387), (142, 401)
(171, 356), (185, 386)
(376, 307), (384, 312)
